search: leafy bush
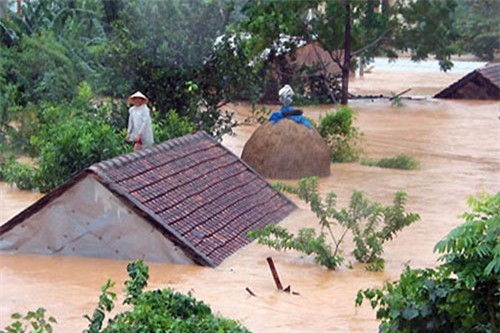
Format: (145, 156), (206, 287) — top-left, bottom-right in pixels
(84, 260), (251, 333)
(356, 192), (500, 332)
(351, 191), (420, 271)
(2, 84), (130, 192)
(361, 154), (419, 170)
(249, 224), (343, 269)
(153, 111), (195, 144)
(250, 177), (419, 271)
(0, 308), (57, 333)
(316, 105), (363, 162)
(30, 113), (128, 193)
(2, 161), (38, 191)
(0, 153), (14, 181)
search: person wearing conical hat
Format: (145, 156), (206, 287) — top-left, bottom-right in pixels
(125, 91), (154, 152)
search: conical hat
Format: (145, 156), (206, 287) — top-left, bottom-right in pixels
(128, 91), (149, 104)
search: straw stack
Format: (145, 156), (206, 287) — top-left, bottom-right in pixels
(241, 119), (331, 179)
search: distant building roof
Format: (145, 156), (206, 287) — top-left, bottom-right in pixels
(0, 132), (296, 266)
(288, 41), (342, 75)
(434, 64), (500, 100)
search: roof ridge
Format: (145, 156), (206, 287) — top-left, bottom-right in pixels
(89, 131), (211, 175)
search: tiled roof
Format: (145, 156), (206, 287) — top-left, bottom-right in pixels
(478, 64), (500, 87)
(88, 131), (296, 266)
(435, 63), (500, 100)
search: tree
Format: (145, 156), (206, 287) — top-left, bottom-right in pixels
(98, 0), (241, 139)
(0, 0), (108, 105)
(238, 0), (460, 104)
(356, 192), (499, 332)
(455, 0), (500, 61)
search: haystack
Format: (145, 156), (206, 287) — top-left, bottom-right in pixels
(242, 119), (330, 179)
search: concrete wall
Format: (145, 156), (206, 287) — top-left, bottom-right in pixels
(0, 176), (194, 264)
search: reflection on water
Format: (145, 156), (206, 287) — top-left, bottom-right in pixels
(1, 69), (499, 332)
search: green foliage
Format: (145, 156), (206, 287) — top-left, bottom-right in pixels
(203, 33), (264, 105)
(361, 154), (419, 170)
(0, 308), (57, 333)
(248, 225), (343, 270)
(1, 102), (42, 154)
(84, 260), (251, 333)
(18, 30), (79, 103)
(2, 84), (129, 192)
(83, 279), (117, 333)
(352, 191), (420, 269)
(153, 111), (195, 144)
(238, 0), (462, 104)
(123, 260), (149, 306)
(251, 177), (419, 271)
(0, 0), (107, 101)
(2, 161), (38, 191)
(390, 92), (404, 107)
(31, 112), (128, 193)
(356, 192), (499, 332)
(395, 0), (460, 71)
(316, 105), (363, 162)
(435, 192), (500, 278)
(455, 0), (500, 61)
(98, 0), (239, 139)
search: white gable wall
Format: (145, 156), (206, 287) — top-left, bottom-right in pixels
(0, 176), (194, 264)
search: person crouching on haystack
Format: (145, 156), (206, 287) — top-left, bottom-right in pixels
(125, 91), (154, 152)
(268, 85), (311, 129)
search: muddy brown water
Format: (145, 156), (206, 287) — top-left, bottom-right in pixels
(1, 67), (499, 332)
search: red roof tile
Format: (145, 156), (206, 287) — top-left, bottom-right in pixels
(89, 131), (296, 266)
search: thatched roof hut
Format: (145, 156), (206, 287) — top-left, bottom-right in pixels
(241, 119), (331, 179)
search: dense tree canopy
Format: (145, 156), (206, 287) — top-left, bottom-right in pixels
(237, 0), (461, 104)
(0, 0), (496, 192)
(455, 0), (500, 61)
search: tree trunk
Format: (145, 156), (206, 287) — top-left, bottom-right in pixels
(341, 1), (352, 105)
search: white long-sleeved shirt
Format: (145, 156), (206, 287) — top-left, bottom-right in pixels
(127, 104), (154, 147)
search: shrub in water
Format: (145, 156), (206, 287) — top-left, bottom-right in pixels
(362, 154), (419, 170)
(316, 105), (363, 162)
(356, 192), (500, 331)
(84, 260), (251, 333)
(250, 177), (420, 271)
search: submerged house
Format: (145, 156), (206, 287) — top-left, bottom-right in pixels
(434, 64), (500, 100)
(286, 41), (343, 75)
(0, 132), (296, 267)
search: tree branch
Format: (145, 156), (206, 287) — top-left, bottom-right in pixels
(352, 29), (391, 57)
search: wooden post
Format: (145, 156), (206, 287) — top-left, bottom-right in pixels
(266, 257), (283, 290)
(245, 287), (256, 297)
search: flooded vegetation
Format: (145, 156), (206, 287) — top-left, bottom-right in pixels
(1, 66), (499, 332)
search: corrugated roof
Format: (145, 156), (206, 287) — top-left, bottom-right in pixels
(87, 131), (296, 266)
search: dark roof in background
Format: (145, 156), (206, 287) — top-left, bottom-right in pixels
(434, 63), (500, 100)
(89, 131), (296, 267)
(479, 64), (500, 87)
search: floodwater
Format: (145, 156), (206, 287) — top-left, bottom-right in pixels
(1, 62), (499, 332)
